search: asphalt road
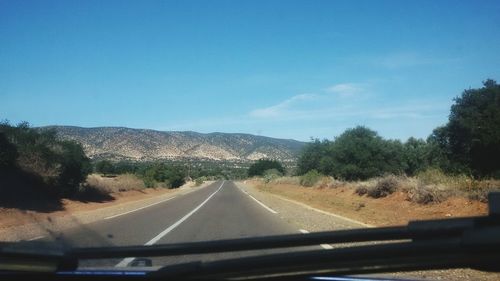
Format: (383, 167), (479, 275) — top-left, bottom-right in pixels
(41, 180), (308, 268)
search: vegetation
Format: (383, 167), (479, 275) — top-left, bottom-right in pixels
(248, 159), (285, 177)
(299, 169), (322, 187)
(262, 168), (283, 183)
(0, 121), (91, 197)
(297, 80), (500, 183)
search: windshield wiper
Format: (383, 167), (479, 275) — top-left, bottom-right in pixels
(2, 192), (499, 280)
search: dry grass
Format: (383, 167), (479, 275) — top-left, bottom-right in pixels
(86, 174), (145, 193)
(265, 171), (500, 204)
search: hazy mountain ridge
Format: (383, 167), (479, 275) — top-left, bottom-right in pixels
(44, 126), (306, 162)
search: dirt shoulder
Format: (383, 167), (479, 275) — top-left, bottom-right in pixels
(240, 179), (498, 281)
(0, 181), (214, 241)
(244, 179), (488, 226)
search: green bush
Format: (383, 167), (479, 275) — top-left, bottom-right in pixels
(300, 169), (322, 187)
(195, 177), (205, 186)
(263, 168), (282, 183)
(248, 159), (285, 177)
(0, 122), (91, 196)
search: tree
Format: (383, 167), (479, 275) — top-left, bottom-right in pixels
(437, 79), (500, 177)
(327, 126), (405, 180)
(298, 126), (407, 181)
(403, 137), (429, 176)
(297, 139), (330, 175)
(248, 159), (285, 177)
(95, 160), (115, 175)
(56, 141), (92, 195)
(0, 132), (18, 170)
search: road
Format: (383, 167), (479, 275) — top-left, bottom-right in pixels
(41, 180), (310, 268)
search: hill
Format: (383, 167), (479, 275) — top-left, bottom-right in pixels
(43, 126), (306, 162)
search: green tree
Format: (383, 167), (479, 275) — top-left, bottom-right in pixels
(248, 159), (285, 177)
(0, 132), (18, 170)
(56, 141), (92, 196)
(403, 137), (429, 176)
(436, 79), (500, 177)
(297, 139), (329, 175)
(95, 160), (115, 175)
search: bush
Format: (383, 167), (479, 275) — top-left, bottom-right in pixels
(263, 169), (282, 183)
(367, 176), (399, 198)
(0, 122), (91, 196)
(406, 184), (448, 204)
(355, 185), (368, 196)
(300, 170), (322, 187)
(416, 168), (470, 190)
(95, 160), (115, 175)
(195, 177), (205, 186)
(248, 159), (285, 177)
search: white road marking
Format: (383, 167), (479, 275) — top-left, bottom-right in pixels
(237, 186), (278, 214)
(27, 235), (45, 241)
(104, 196), (177, 220)
(269, 193), (372, 227)
(115, 181), (226, 267)
(298, 229), (333, 250)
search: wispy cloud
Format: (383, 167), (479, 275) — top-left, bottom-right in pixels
(249, 93), (317, 118)
(325, 83), (365, 97)
(248, 81), (448, 122)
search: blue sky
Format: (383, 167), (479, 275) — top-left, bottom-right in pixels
(1, 0), (499, 141)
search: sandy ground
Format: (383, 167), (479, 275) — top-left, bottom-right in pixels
(244, 179), (488, 226)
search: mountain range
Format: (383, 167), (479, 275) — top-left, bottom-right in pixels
(45, 126), (306, 162)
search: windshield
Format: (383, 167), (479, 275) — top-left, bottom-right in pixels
(1, 1), (500, 280)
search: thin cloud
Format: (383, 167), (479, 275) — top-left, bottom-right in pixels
(325, 83), (365, 97)
(249, 93), (317, 118)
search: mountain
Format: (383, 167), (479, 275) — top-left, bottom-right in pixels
(44, 126), (306, 162)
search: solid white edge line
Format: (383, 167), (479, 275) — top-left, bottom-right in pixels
(115, 181), (225, 267)
(104, 196), (177, 220)
(27, 236), (45, 241)
(237, 186), (278, 214)
(298, 229), (333, 250)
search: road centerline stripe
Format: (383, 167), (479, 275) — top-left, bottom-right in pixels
(236, 185), (278, 214)
(115, 181), (225, 267)
(104, 196), (177, 220)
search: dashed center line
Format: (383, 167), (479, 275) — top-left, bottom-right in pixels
(298, 229), (333, 250)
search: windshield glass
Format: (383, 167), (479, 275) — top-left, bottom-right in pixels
(1, 0), (500, 280)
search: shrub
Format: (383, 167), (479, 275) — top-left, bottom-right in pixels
(300, 169), (322, 187)
(416, 168), (470, 189)
(0, 122), (91, 197)
(406, 184), (448, 204)
(248, 159), (285, 177)
(355, 185), (368, 196)
(195, 177), (205, 186)
(263, 169), (282, 183)
(367, 176), (399, 198)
